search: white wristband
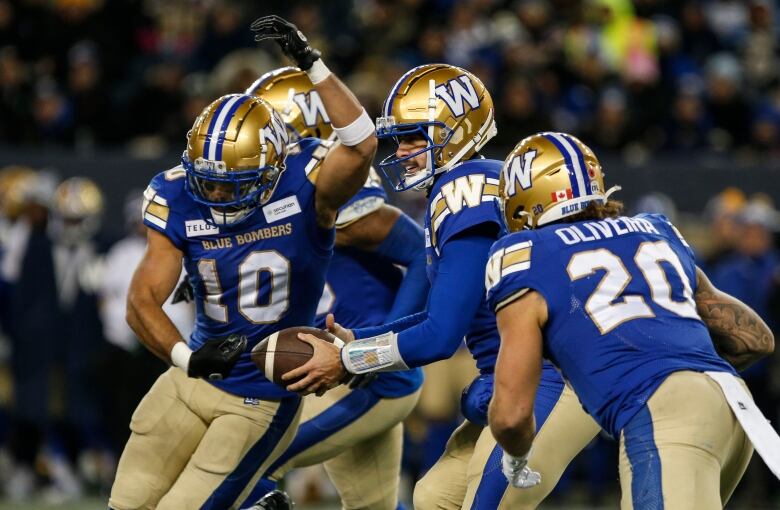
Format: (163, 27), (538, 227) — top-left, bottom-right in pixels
(333, 109), (375, 147)
(305, 59), (331, 85)
(171, 341), (193, 373)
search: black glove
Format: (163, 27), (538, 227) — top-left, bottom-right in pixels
(171, 278), (194, 304)
(250, 15), (321, 70)
(188, 334), (247, 380)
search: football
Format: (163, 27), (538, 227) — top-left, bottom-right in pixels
(251, 326), (343, 386)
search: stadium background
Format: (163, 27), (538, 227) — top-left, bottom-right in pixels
(0, 0), (778, 508)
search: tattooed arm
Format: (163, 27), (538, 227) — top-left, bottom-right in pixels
(695, 267), (775, 371)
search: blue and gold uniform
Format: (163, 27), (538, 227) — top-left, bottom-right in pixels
(109, 134), (334, 510)
(406, 159), (600, 510)
(144, 138), (333, 399)
(341, 65), (601, 510)
(487, 213), (753, 508)
(242, 173), (426, 510)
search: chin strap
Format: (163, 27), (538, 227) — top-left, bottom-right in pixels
(605, 185), (622, 198)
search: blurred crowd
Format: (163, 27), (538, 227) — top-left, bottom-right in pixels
(0, 166), (194, 503)
(0, 0), (779, 160)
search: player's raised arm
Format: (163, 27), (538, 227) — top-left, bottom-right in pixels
(251, 15), (376, 227)
(695, 266), (775, 370)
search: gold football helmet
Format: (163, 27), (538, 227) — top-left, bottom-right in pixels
(376, 63), (496, 191)
(246, 66), (334, 142)
(52, 176), (104, 243)
(183, 93), (288, 225)
(499, 132), (619, 231)
(0, 165), (36, 219)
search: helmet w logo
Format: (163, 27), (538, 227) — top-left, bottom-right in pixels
(291, 91), (330, 127)
(262, 111), (290, 156)
(504, 150), (537, 197)
(435, 76), (480, 117)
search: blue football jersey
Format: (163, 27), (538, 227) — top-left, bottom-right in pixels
(142, 138), (335, 399)
(424, 159), (508, 373)
(316, 170), (424, 397)
(486, 213), (735, 437)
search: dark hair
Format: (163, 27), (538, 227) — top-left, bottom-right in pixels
(560, 199), (624, 224)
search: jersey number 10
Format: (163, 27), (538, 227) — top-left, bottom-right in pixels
(197, 250), (290, 324)
(567, 240), (699, 334)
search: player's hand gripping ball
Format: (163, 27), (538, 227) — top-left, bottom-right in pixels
(252, 327), (343, 387)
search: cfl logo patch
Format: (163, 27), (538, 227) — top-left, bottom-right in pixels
(435, 76), (480, 117)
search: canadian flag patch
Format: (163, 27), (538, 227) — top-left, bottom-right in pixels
(550, 188), (573, 203)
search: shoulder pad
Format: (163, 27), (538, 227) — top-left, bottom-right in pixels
(428, 160), (503, 251)
(637, 213), (695, 259)
(431, 158), (502, 192)
(335, 168), (387, 228)
(142, 167), (188, 231)
(286, 137), (334, 185)
(485, 231), (537, 313)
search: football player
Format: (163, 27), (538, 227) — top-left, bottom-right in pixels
(239, 67), (428, 510)
(108, 16), (377, 510)
(283, 64), (601, 509)
(486, 132), (777, 508)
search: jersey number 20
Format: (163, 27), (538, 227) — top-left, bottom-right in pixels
(198, 250), (290, 324)
(567, 240), (698, 333)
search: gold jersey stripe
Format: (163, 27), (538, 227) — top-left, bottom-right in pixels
(307, 166), (321, 184)
(501, 247), (531, 270)
(146, 202), (169, 222)
(483, 183), (499, 196)
(430, 199), (448, 227)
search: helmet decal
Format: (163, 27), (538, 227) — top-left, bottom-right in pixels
(434, 75), (480, 117)
(292, 91), (330, 127)
(261, 109), (290, 159)
(503, 149), (537, 197)
(247, 67), (334, 141)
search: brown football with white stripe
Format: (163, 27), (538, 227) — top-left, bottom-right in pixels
(251, 326), (343, 387)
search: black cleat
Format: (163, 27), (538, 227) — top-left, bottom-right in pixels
(245, 490), (294, 510)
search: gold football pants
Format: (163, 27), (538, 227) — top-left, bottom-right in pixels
(618, 370), (753, 509)
(249, 385), (420, 510)
(109, 367), (301, 510)
(414, 383), (600, 509)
